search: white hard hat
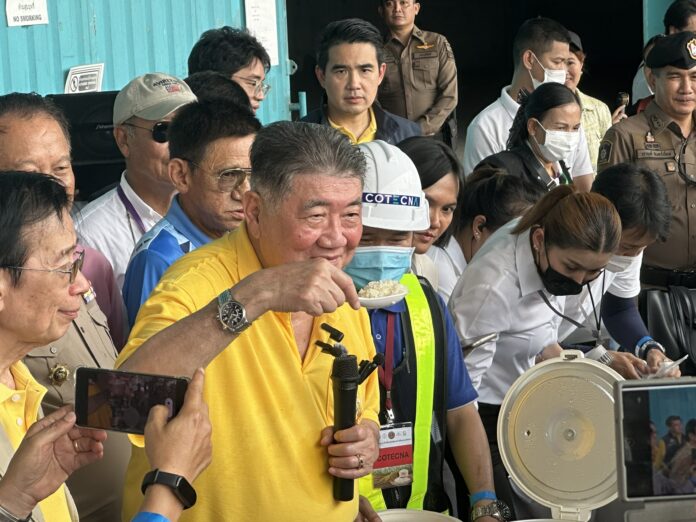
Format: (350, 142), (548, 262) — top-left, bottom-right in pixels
(358, 140), (430, 231)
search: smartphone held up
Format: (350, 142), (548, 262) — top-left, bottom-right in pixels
(74, 367), (188, 435)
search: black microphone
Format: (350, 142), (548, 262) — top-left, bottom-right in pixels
(331, 353), (359, 501)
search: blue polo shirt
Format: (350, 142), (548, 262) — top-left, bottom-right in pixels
(368, 292), (477, 410)
(122, 197), (212, 327)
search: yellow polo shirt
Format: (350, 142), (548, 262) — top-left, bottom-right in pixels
(0, 362), (72, 522)
(329, 107), (378, 144)
(117, 223), (379, 522)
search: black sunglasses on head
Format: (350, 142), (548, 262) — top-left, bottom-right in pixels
(123, 121), (170, 143)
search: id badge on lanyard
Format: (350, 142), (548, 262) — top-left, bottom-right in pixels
(373, 313), (414, 490)
(373, 421), (414, 489)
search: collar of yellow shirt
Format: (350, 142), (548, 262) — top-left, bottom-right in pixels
(328, 107), (377, 144)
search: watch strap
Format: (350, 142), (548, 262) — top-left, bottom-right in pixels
(0, 504), (30, 522)
(141, 469), (197, 509)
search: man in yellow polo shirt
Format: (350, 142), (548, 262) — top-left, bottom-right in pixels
(302, 18), (421, 145)
(117, 121), (381, 521)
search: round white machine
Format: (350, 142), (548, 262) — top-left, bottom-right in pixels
(497, 350), (623, 522)
(377, 508), (460, 521)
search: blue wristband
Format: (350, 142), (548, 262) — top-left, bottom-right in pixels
(131, 513), (170, 522)
(635, 336), (654, 358)
(469, 490), (496, 505)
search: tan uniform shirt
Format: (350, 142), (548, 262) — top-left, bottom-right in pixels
(597, 101), (696, 269)
(23, 296), (131, 522)
(378, 25), (457, 136)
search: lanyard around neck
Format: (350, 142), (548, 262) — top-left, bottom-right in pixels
(538, 272), (605, 337)
(377, 313), (396, 416)
(116, 185), (147, 235)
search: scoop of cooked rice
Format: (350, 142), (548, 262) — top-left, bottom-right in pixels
(358, 280), (407, 298)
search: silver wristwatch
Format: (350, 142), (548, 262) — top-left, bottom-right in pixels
(216, 289), (252, 334)
(471, 500), (511, 521)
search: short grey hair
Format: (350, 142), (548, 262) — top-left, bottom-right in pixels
(250, 121), (366, 205)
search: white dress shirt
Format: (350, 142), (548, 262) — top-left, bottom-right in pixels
(462, 85), (594, 178)
(558, 252), (643, 342)
(426, 237), (467, 302)
(448, 221), (563, 405)
(76, 173), (162, 289)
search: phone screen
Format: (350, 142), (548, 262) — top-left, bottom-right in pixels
(620, 383), (696, 500)
(75, 367), (188, 435)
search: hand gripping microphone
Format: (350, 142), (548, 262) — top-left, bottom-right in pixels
(318, 323), (381, 502)
(331, 353), (359, 501)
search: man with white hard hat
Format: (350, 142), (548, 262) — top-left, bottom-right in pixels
(76, 73), (196, 287)
(345, 140), (504, 521)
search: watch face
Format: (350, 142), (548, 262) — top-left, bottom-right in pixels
(494, 500), (512, 520)
(220, 300), (245, 329)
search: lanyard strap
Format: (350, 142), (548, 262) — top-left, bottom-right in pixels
(116, 185), (147, 235)
(378, 312), (396, 413)
(538, 272), (605, 335)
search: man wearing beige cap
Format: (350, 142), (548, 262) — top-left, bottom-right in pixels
(76, 73), (196, 288)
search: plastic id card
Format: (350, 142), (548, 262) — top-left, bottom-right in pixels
(372, 422), (413, 490)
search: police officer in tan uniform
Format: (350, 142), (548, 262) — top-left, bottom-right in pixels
(598, 31), (696, 283)
(377, 0), (458, 146)
(0, 93), (130, 522)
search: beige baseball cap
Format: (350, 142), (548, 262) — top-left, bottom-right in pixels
(113, 73), (196, 125)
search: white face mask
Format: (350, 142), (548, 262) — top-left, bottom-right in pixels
(532, 120), (580, 164)
(605, 254), (637, 273)
(529, 53), (567, 89)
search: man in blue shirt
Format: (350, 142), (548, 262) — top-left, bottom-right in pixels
(123, 100), (260, 326)
(344, 140), (503, 522)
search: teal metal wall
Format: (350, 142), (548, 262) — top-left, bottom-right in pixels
(0, 0), (290, 123)
(643, 0), (673, 43)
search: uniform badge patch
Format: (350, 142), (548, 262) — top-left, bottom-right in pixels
(598, 141), (612, 164)
(666, 161), (677, 172)
(646, 131), (655, 143)
(416, 43), (434, 50)
(688, 38), (696, 60)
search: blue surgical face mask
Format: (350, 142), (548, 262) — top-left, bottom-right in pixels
(343, 246), (415, 290)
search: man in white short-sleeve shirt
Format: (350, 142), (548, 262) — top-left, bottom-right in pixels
(76, 73), (196, 288)
(463, 17), (594, 191)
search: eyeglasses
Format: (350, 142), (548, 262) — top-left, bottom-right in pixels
(122, 121), (170, 143)
(184, 159), (252, 193)
(2, 249), (85, 284)
(233, 75), (271, 97)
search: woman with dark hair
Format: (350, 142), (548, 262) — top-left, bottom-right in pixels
(449, 186), (624, 518)
(397, 137), (463, 291)
(559, 163), (677, 377)
(428, 166), (544, 300)
(476, 82), (583, 192)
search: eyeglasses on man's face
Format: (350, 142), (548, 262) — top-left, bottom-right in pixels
(2, 249), (85, 284)
(233, 74), (271, 97)
(122, 121), (170, 143)
(184, 159), (252, 193)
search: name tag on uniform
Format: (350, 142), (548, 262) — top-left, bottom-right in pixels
(373, 422), (413, 490)
(636, 149), (675, 159)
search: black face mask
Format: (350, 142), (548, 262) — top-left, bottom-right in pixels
(540, 264), (584, 296)
(536, 240), (583, 296)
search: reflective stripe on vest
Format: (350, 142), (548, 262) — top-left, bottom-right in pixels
(359, 273), (436, 510)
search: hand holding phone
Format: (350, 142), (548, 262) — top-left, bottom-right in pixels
(144, 368), (212, 484)
(75, 368), (188, 435)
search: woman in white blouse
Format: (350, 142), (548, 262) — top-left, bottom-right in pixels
(448, 185), (621, 515)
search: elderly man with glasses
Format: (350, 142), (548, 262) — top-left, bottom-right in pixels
(76, 73), (197, 288)
(122, 99), (260, 327)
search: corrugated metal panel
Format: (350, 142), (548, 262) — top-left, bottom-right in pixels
(0, 0), (290, 123)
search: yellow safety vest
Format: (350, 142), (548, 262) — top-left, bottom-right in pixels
(359, 273), (436, 510)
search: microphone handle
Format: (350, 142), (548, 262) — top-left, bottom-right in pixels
(333, 379), (358, 501)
